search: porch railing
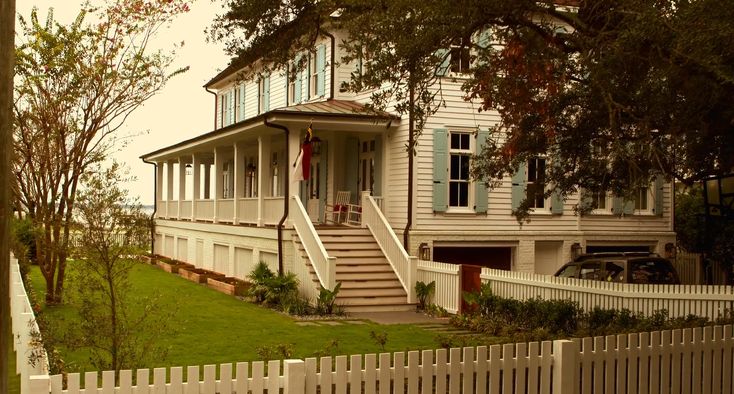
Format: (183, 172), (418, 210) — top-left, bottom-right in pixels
(167, 200), (178, 218)
(238, 198), (258, 224)
(156, 200), (167, 218)
(217, 199), (234, 222)
(361, 192), (417, 303)
(195, 199), (214, 221)
(290, 196), (336, 290)
(179, 200), (192, 218)
(263, 197), (285, 225)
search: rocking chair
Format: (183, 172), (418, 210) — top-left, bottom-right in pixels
(324, 191), (351, 224)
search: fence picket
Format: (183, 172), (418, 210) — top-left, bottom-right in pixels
(186, 366), (199, 394)
(515, 342), (527, 394)
(488, 345), (500, 394)
(378, 353), (391, 394)
(335, 355), (348, 394)
(349, 354), (361, 394)
(434, 349), (447, 394)
(365, 353), (377, 394)
(475, 346), (488, 394)
(407, 351), (419, 394)
(304, 358), (317, 394)
(169, 367), (182, 393)
(392, 352), (405, 394)
(251, 361), (265, 394)
(628, 333), (639, 394)
(319, 357), (332, 394)
(527, 342), (540, 394)
(723, 326), (733, 393)
(420, 350), (432, 394)
(267, 360), (280, 393)
(153, 368), (166, 394)
(540, 341), (552, 394)
(236, 362), (249, 394)
(681, 329), (693, 394)
(463, 347), (475, 394)
(448, 348), (461, 394)
(136, 368), (150, 394)
(220, 363), (233, 394)
(638, 332), (650, 394)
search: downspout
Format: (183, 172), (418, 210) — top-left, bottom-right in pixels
(322, 30), (336, 100)
(403, 77), (415, 249)
(205, 87), (217, 129)
(264, 117), (290, 275)
(142, 158), (158, 255)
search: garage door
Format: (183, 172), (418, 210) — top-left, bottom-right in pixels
(433, 247), (512, 270)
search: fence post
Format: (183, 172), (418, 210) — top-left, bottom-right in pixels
(552, 340), (576, 394)
(28, 375), (50, 394)
(283, 359), (305, 394)
(407, 256), (418, 304)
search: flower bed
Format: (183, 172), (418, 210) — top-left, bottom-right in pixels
(207, 276), (250, 296)
(179, 267), (224, 284)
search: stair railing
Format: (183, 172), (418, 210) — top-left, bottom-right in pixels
(290, 196), (336, 290)
(360, 191), (417, 303)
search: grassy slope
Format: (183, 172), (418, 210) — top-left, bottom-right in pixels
(30, 262), (439, 373)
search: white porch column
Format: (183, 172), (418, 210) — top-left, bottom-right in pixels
(155, 162), (164, 218)
(288, 131), (301, 198)
(257, 136), (269, 227)
(166, 160), (175, 218)
(213, 147), (222, 223)
(233, 142), (243, 224)
(204, 163), (211, 199)
(178, 157), (186, 220)
(192, 154), (200, 220)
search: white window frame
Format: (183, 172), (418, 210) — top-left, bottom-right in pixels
(526, 157), (551, 213)
(447, 130), (474, 212)
(288, 62), (297, 105)
(258, 77), (266, 114)
(449, 35), (471, 75)
(219, 92), (228, 128)
(591, 191), (612, 214)
(634, 185), (654, 215)
(309, 52), (319, 98)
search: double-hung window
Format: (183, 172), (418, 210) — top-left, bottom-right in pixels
(449, 35), (471, 74)
(527, 157), (548, 210)
(449, 132), (472, 209)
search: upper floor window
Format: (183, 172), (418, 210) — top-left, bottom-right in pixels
(449, 131), (472, 208)
(634, 186), (652, 213)
(527, 157), (548, 210)
(449, 35), (471, 74)
(258, 74), (270, 114)
(309, 44), (326, 98)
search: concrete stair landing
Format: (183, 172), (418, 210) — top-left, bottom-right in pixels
(295, 226), (415, 313)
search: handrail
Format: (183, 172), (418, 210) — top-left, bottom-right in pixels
(289, 196), (336, 290)
(361, 192), (417, 303)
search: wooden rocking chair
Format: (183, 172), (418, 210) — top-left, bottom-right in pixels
(324, 191), (351, 224)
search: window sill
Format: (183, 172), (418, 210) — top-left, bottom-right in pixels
(443, 208), (479, 216)
(529, 210), (553, 216)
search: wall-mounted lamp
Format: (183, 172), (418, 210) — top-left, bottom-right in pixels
(664, 242), (676, 259)
(571, 242), (583, 260)
(311, 137), (322, 157)
(185, 163), (193, 175)
(418, 243), (431, 261)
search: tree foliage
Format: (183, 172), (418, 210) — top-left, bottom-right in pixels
(210, 0), (734, 220)
(13, 0), (190, 303)
(69, 163), (172, 372)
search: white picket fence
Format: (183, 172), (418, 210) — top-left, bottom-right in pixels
(9, 255), (49, 394)
(674, 250), (703, 285)
(481, 268), (734, 320)
(416, 260), (461, 314)
(24, 325), (734, 394)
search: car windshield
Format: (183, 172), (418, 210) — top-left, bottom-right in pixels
(629, 260), (678, 284)
(556, 264), (578, 278)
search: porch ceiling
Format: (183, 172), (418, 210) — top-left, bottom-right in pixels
(141, 100), (400, 162)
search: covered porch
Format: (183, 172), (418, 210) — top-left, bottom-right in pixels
(143, 100), (398, 228)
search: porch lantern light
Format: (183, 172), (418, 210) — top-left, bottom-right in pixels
(311, 137), (322, 157)
(185, 163), (192, 175)
(418, 243), (431, 261)
(570, 242), (582, 260)
(246, 163), (257, 177)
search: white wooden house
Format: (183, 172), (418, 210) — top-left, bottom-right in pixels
(141, 28), (676, 311)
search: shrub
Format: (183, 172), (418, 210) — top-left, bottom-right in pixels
(369, 330), (388, 351)
(255, 343), (294, 361)
(316, 282), (342, 315)
(263, 272), (299, 306)
(415, 281), (435, 310)
(247, 262), (276, 303)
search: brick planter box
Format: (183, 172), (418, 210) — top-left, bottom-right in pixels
(207, 277), (250, 296)
(157, 259), (180, 273)
(179, 267), (224, 284)
(138, 255), (155, 265)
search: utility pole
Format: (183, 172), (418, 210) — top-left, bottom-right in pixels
(0, 0), (16, 392)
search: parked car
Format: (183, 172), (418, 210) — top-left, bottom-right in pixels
(554, 252), (680, 284)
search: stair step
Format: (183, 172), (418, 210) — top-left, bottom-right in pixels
(327, 250), (385, 258)
(335, 272), (400, 280)
(338, 280), (404, 289)
(339, 288), (407, 297)
(320, 243), (380, 250)
(319, 235), (376, 243)
(342, 304), (416, 313)
(316, 228), (371, 236)
(336, 257), (389, 265)
(337, 295), (409, 305)
(335, 265), (395, 273)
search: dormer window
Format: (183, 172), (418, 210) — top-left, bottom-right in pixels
(449, 35), (471, 74)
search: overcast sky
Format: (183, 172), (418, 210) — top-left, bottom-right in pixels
(16, 0), (231, 205)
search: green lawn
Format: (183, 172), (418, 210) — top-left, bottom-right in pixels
(29, 261), (440, 373)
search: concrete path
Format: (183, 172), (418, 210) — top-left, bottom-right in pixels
(348, 311), (451, 325)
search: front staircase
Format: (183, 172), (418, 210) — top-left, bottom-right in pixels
(294, 226), (414, 312)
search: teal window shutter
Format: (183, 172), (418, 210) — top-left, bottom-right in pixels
(318, 141), (328, 221)
(511, 162), (527, 211)
(238, 85), (246, 121)
(612, 196), (624, 215)
(623, 200), (635, 215)
(653, 175), (664, 216)
(216, 94), (222, 129)
(373, 135), (383, 197)
(228, 90), (235, 125)
(474, 128), (488, 213)
(435, 49), (450, 76)
(305, 53), (311, 101)
(551, 188), (564, 215)
(294, 56), (302, 104)
(476, 29), (491, 66)
(316, 44), (326, 97)
(263, 75), (270, 112)
(433, 128), (448, 212)
(345, 137), (360, 202)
